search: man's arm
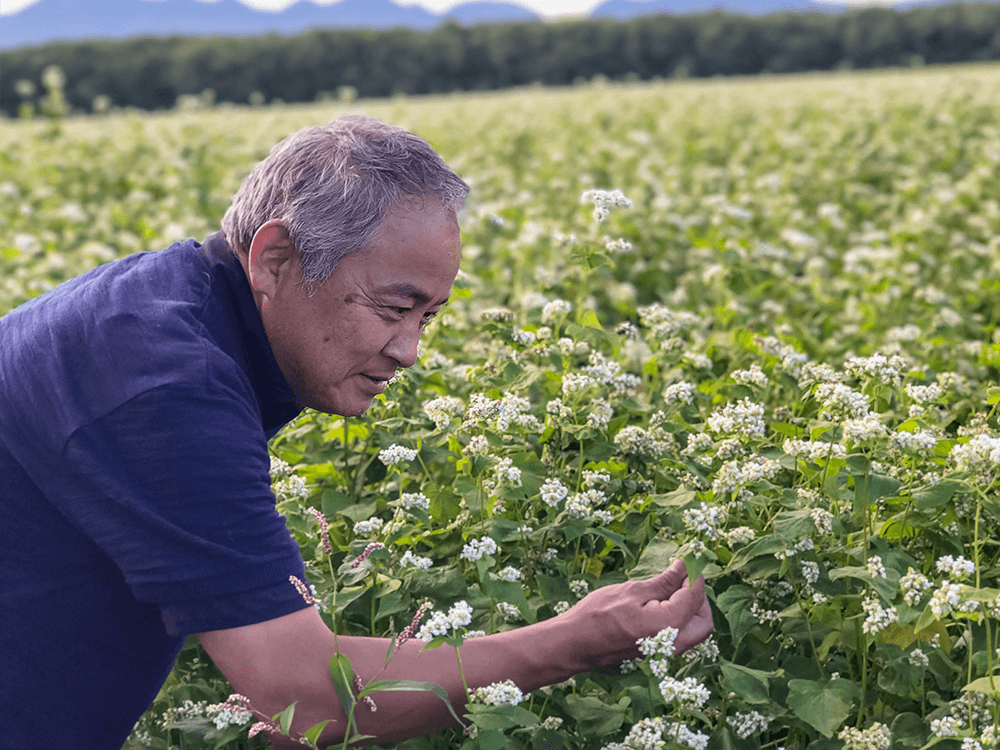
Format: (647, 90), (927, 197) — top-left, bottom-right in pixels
(198, 559), (713, 748)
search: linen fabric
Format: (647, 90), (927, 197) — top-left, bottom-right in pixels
(0, 234), (310, 748)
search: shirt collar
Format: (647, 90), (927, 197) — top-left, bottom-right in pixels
(200, 232), (301, 438)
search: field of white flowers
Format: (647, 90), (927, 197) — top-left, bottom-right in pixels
(6, 63), (1000, 750)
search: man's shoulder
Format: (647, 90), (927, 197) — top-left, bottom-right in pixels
(0, 238), (251, 444)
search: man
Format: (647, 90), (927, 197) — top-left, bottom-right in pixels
(0, 115), (712, 748)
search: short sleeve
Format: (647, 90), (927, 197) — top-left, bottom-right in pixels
(51, 379), (309, 635)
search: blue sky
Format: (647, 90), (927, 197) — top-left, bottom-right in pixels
(0, 0), (606, 18)
(0, 0), (903, 17)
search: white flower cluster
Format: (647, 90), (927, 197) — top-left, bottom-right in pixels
(601, 717), (708, 750)
(683, 502), (728, 541)
(546, 397), (573, 421)
(664, 381), (696, 405)
(867, 556), (887, 578)
(950, 434), (1000, 477)
(931, 716), (962, 738)
(732, 364), (769, 387)
(466, 393), (534, 432)
(816, 382), (871, 418)
(460, 536), (498, 561)
(582, 188), (633, 222)
(726, 710), (771, 739)
(588, 398), (614, 428)
(205, 703), (253, 731)
(471, 679), (524, 706)
(905, 383), (942, 404)
(658, 676), (711, 709)
(839, 722), (892, 750)
(273, 474), (310, 500)
(542, 298), (572, 323)
(511, 327), (536, 347)
(909, 648), (930, 667)
(378, 444), (417, 465)
(683, 351), (713, 370)
(565, 489), (607, 519)
(900, 569), (933, 605)
(801, 560), (820, 584)
(492, 457), (522, 486)
(614, 425), (671, 457)
(479, 307), (514, 321)
(637, 626), (679, 659)
(399, 492), (430, 512)
(937, 555), (976, 578)
(845, 353), (908, 385)
(496, 601), (522, 621)
(463, 435), (490, 456)
(416, 600), (474, 640)
(399, 550), (433, 569)
(540, 477), (569, 507)
(497, 566), (522, 582)
(707, 398), (766, 438)
(711, 456), (781, 496)
(269, 456), (292, 478)
(423, 396), (464, 430)
(605, 237), (634, 253)
(726, 526), (756, 545)
(568, 581), (591, 600)
(862, 594), (898, 634)
(638, 303), (701, 339)
(811, 507), (834, 534)
(893, 429), (939, 453)
(843, 414), (889, 442)
(758, 335), (809, 377)
(784, 438), (846, 462)
(930, 580), (967, 618)
(353, 518), (383, 536)
(563, 372), (597, 396)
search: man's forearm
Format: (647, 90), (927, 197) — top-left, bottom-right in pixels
(318, 616), (581, 746)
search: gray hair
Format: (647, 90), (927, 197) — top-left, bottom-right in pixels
(221, 114), (469, 284)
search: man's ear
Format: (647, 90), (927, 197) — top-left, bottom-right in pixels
(247, 219), (297, 299)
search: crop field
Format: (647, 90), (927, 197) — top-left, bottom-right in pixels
(7, 63), (1000, 749)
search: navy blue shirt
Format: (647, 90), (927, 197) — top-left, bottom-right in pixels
(0, 234), (310, 748)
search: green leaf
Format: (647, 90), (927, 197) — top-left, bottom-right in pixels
(716, 585), (758, 643)
(275, 701), (297, 735)
(891, 712), (928, 748)
(329, 653), (356, 715)
(719, 661), (774, 705)
(563, 695), (629, 735)
(302, 720), (330, 746)
(786, 679), (857, 737)
(360, 679), (464, 726)
(467, 703), (540, 731)
(963, 676), (1000, 695)
(912, 479), (963, 510)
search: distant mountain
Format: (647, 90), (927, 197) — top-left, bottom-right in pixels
(589, 0), (847, 18)
(443, 1), (542, 24)
(0, 0), (540, 50)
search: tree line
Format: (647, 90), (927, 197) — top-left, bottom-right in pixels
(3, 2), (1000, 116)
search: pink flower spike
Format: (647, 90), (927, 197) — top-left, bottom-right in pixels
(350, 542), (385, 568)
(248, 721), (272, 738)
(396, 602), (433, 648)
(289, 575), (320, 606)
(309, 507), (333, 555)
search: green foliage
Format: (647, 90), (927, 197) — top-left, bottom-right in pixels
(11, 67), (1000, 750)
(5, 3), (1000, 115)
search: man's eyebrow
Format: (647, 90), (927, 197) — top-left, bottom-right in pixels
(378, 282), (450, 306)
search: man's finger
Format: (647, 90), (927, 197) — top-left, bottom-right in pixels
(631, 558), (688, 600)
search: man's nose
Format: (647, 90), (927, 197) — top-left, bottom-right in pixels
(384, 323), (420, 369)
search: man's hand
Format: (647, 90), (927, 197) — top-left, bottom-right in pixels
(555, 558), (714, 671)
(199, 558), (713, 747)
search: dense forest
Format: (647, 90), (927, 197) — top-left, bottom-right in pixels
(3, 2), (1000, 116)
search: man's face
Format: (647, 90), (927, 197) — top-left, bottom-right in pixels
(256, 199), (461, 416)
